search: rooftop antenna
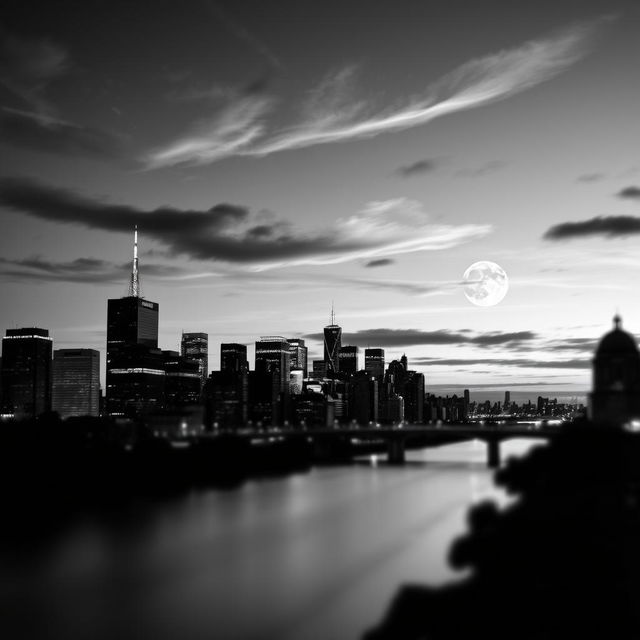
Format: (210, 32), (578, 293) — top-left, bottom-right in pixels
(331, 301), (335, 326)
(128, 225), (141, 298)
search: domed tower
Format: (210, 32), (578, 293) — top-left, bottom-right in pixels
(589, 315), (640, 425)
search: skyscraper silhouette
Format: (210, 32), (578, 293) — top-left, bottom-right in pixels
(324, 306), (342, 378)
(181, 332), (208, 388)
(1, 327), (52, 419)
(106, 228), (163, 416)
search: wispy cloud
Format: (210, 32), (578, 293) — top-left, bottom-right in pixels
(0, 107), (125, 159)
(145, 18), (606, 168)
(0, 178), (490, 269)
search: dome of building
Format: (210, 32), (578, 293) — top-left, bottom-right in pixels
(595, 315), (639, 357)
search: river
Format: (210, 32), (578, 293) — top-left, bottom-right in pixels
(2, 438), (545, 640)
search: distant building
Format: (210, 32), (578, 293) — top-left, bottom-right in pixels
(339, 346), (358, 377)
(311, 360), (327, 379)
(364, 348), (385, 379)
(163, 350), (201, 407)
(204, 369), (248, 429)
(181, 332), (208, 387)
(324, 309), (342, 377)
(1, 327), (52, 419)
(255, 336), (290, 394)
(290, 369), (304, 395)
(349, 371), (378, 425)
(52, 348), (100, 418)
(221, 343), (248, 373)
(589, 315), (640, 425)
(288, 338), (308, 377)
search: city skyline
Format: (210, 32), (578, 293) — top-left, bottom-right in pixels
(2, 0), (640, 394)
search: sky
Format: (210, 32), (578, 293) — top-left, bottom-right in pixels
(2, 0), (640, 397)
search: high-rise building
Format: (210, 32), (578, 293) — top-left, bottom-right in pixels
(52, 348), (100, 418)
(339, 345), (359, 377)
(181, 332), (208, 387)
(324, 308), (342, 377)
(255, 337), (290, 393)
(1, 327), (52, 419)
(504, 390), (511, 409)
(364, 348), (385, 379)
(221, 343), (248, 373)
(106, 228), (164, 416)
(163, 350), (201, 407)
(287, 338), (308, 377)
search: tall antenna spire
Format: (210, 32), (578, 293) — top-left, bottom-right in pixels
(128, 225), (140, 297)
(331, 301), (335, 326)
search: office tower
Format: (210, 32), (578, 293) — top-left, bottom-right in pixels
(290, 369), (304, 395)
(52, 348), (100, 418)
(288, 338), (308, 377)
(106, 228), (164, 416)
(221, 343), (248, 373)
(163, 350), (201, 407)
(364, 348), (385, 379)
(181, 332), (208, 386)
(248, 359), (279, 426)
(255, 336), (290, 393)
(339, 346), (358, 377)
(1, 327), (52, 419)
(323, 308), (342, 377)
(204, 369), (249, 429)
(312, 360), (327, 378)
(349, 370), (378, 424)
(403, 371), (425, 424)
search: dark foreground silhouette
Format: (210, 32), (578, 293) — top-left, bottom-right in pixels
(364, 424), (640, 639)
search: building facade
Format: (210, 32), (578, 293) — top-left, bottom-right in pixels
(52, 348), (100, 418)
(255, 337), (290, 393)
(1, 327), (52, 419)
(364, 348), (385, 379)
(221, 343), (248, 373)
(287, 338), (308, 377)
(338, 345), (358, 377)
(181, 332), (208, 388)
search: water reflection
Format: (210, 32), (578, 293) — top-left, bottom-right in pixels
(1, 440), (544, 640)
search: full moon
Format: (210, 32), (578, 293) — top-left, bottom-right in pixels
(463, 261), (509, 307)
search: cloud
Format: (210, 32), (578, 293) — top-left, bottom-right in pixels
(414, 356), (590, 369)
(144, 17), (605, 168)
(146, 92), (274, 168)
(0, 107), (124, 159)
(0, 178), (490, 269)
(303, 328), (537, 348)
(543, 215), (640, 240)
(0, 29), (70, 111)
(203, 1), (282, 71)
(0, 256), (203, 284)
(577, 172), (605, 183)
(456, 160), (506, 178)
(365, 258), (394, 268)
(617, 186), (640, 200)
(396, 158), (440, 178)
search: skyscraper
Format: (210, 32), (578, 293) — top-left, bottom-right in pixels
(181, 332), (208, 386)
(364, 348), (385, 379)
(338, 345), (358, 376)
(106, 228), (164, 416)
(1, 327), (52, 419)
(287, 338), (308, 377)
(52, 348), (100, 418)
(324, 308), (342, 377)
(221, 343), (248, 373)
(255, 337), (290, 393)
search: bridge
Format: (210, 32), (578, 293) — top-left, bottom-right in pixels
(195, 423), (560, 468)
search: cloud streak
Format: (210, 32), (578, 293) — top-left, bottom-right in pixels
(414, 357), (590, 370)
(304, 328), (537, 348)
(543, 215), (640, 240)
(0, 107), (125, 159)
(0, 178), (490, 269)
(145, 18), (605, 168)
